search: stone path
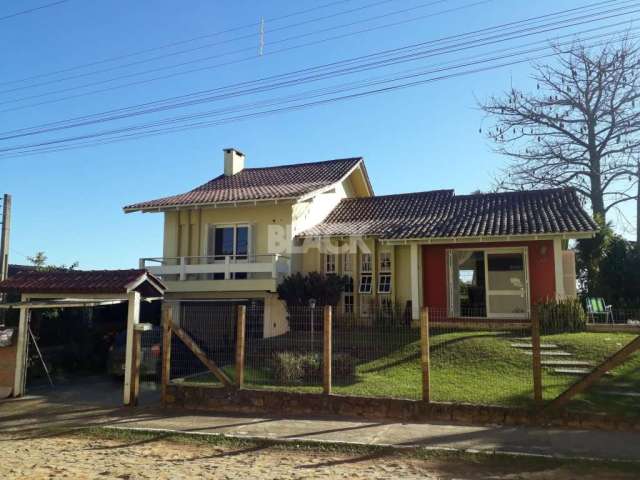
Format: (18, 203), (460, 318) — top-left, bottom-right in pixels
(511, 339), (597, 375)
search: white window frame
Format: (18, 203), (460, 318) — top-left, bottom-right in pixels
(324, 254), (337, 274)
(360, 253), (372, 273)
(343, 254), (353, 274)
(379, 251), (392, 272)
(207, 223), (252, 260)
(359, 273), (373, 294)
(378, 272), (392, 293)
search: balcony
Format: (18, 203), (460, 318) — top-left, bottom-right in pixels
(139, 255), (290, 293)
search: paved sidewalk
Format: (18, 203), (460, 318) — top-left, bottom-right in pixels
(2, 395), (640, 462)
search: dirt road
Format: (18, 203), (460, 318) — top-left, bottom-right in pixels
(0, 432), (637, 480)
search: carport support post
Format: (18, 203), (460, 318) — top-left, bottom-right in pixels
(124, 290), (141, 406)
(13, 305), (29, 397)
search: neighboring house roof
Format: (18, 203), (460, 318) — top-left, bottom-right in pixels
(7, 264), (38, 277)
(124, 157), (369, 212)
(301, 188), (597, 239)
(0, 269), (166, 297)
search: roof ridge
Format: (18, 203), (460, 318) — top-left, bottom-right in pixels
(339, 189), (454, 201)
(239, 156), (362, 172)
(452, 187), (573, 199)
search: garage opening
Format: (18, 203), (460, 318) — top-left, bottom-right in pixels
(0, 269), (166, 407)
(26, 300), (161, 406)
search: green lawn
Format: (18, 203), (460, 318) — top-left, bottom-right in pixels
(173, 327), (640, 416)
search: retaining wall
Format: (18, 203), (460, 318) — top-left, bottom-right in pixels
(165, 384), (640, 432)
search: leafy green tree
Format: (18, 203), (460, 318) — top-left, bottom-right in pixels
(27, 251), (79, 271)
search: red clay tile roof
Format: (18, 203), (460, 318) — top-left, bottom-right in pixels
(124, 157), (365, 211)
(0, 269), (165, 295)
(302, 188), (597, 239)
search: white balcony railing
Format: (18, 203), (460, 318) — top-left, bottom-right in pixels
(139, 254), (290, 282)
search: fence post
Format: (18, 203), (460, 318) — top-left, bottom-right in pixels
(531, 308), (543, 406)
(323, 305), (332, 395)
(420, 307), (431, 402)
(235, 305), (246, 389)
(161, 304), (173, 407)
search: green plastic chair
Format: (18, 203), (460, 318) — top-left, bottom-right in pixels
(586, 297), (614, 324)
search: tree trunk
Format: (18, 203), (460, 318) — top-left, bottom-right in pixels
(589, 156), (606, 222)
(637, 161), (640, 250)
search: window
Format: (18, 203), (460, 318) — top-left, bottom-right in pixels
(359, 273), (372, 294)
(324, 254), (336, 274)
(343, 254), (353, 273)
(361, 253), (372, 273)
(378, 273), (392, 293)
(378, 251), (392, 293)
(208, 224), (250, 279)
(343, 294), (354, 314)
(379, 251), (391, 272)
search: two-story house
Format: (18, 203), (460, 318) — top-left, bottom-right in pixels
(125, 148), (597, 338)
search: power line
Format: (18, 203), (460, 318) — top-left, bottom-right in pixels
(1, 0), (635, 140)
(0, 0), (452, 99)
(0, 0), (367, 87)
(1, 23), (635, 158)
(0, 0), (71, 22)
(0, 0), (627, 113)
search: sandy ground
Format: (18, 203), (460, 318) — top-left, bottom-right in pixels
(0, 433), (637, 480)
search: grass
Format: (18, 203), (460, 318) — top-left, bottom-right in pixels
(173, 327), (640, 416)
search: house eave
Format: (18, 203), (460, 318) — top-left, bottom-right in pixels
(124, 196), (299, 214)
(296, 231), (597, 243)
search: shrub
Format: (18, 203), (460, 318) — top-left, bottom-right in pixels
(536, 297), (587, 334)
(332, 353), (357, 382)
(272, 352), (321, 385)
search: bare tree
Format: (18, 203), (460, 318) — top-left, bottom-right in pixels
(481, 39), (640, 225)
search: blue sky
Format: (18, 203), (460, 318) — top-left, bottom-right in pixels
(0, 0), (636, 269)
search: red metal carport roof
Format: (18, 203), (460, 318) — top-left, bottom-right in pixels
(0, 269), (165, 297)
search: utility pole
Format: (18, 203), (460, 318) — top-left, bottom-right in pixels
(0, 193), (11, 283)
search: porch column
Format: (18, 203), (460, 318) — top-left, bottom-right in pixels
(410, 243), (421, 321)
(123, 290), (141, 406)
(553, 238), (565, 299)
(12, 304), (29, 397)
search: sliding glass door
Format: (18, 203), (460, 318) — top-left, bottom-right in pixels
(448, 248), (529, 318)
(485, 251), (528, 318)
(207, 224), (250, 279)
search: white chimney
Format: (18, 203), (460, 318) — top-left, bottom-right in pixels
(223, 148), (245, 176)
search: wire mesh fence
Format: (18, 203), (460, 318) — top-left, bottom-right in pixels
(331, 303), (420, 400)
(536, 305), (640, 417)
(168, 302), (236, 386)
(427, 307), (533, 407)
(162, 300), (640, 418)
(245, 305), (323, 392)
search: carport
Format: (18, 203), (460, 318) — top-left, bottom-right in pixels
(0, 269), (165, 406)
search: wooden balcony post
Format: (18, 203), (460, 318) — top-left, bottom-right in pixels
(179, 257), (186, 281)
(323, 305), (332, 395)
(420, 307), (431, 402)
(272, 254), (279, 279)
(161, 304), (173, 406)
(224, 255), (231, 280)
(235, 305), (246, 388)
